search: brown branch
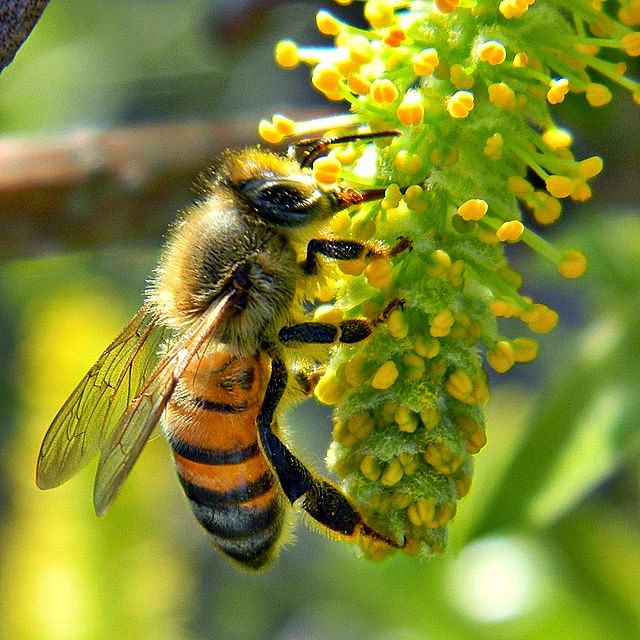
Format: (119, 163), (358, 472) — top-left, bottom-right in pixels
(0, 0), (50, 72)
(0, 118), (265, 261)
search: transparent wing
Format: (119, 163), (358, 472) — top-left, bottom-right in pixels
(36, 303), (170, 490)
(93, 290), (236, 516)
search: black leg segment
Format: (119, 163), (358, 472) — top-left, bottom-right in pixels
(278, 319), (372, 345)
(257, 354), (401, 548)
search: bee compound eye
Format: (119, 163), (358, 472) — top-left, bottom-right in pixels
(238, 179), (324, 226)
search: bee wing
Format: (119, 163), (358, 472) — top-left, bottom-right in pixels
(93, 290), (237, 516)
(36, 303), (170, 490)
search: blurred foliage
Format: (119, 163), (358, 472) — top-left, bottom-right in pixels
(0, 1), (638, 639)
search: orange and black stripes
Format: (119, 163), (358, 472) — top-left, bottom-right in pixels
(165, 349), (285, 568)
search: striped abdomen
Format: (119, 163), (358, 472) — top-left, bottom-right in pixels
(165, 347), (285, 569)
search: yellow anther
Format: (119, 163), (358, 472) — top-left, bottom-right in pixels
(578, 156), (603, 179)
(513, 51), (529, 67)
(258, 119), (283, 144)
(384, 27), (406, 48)
(532, 191), (562, 225)
(347, 72), (371, 95)
(496, 220), (524, 242)
(396, 91), (425, 126)
(339, 256), (366, 276)
(345, 34), (374, 63)
(449, 64), (475, 89)
(394, 150), (422, 174)
(488, 82), (516, 108)
(275, 40), (300, 68)
(344, 353), (368, 387)
(364, 0), (395, 28)
(315, 373), (345, 405)
(332, 418), (357, 447)
(394, 404), (412, 425)
(508, 176), (534, 197)
(622, 32), (640, 56)
(427, 249), (451, 277)
(487, 340), (516, 373)
(490, 298), (519, 317)
(545, 175), (575, 198)
(316, 10), (342, 36)
(448, 260), (465, 287)
(521, 303), (559, 333)
(387, 309), (409, 339)
(413, 334), (440, 359)
(271, 114), (296, 136)
(435, 0), (460, 13)
(499, 0), (531, 19)
(416, 497), (437, 524)
(484, 133), (504, 160)
(457, 198), (488, 221)
(424, 438), (463, 475)
(380, 459), (404, 486)
(412, 48), (440, 75)
(312, 156), (342, 186)
(585, 82), (612, 106)
(512, 337), (539, 362)
(430, 309), (455, 337)
(311, 63), (342, 95)
(419, 405), (439, 430)
(360, 454), (382, 482)
(547, 78), (570, 104)
(455, 473), (472, 498)
(365, 258), (394, 289)
(447, 90), (475, 118)
(435, 502), (457, 526)
(371, 360), (399, 389)
(403, 353), (425, 380)
(478, 41), (507, 65)
(456, 415), (487, 453)
(445, 370), (473, 401)
(313, 305), (343, 324)
(370, 78), (400, 104)
(542, 128), (573, 149)
(558, 249), (587, 278)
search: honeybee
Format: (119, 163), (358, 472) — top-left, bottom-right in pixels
(36, 132), (407, 569)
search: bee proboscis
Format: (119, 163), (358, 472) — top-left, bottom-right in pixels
(37, 132), (407, 569)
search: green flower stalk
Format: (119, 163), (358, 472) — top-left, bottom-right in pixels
(259, 0), (639, 559)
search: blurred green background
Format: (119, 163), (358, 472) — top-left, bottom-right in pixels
(0, 1), (638, 639)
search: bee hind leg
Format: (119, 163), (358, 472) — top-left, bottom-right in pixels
(257, 354), (402, 549)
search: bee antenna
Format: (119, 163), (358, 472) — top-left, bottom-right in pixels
(292, 130), (400, 169)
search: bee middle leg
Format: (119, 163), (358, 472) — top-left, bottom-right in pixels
(301, 236), (412, 275)
(257, 354), (401, 548)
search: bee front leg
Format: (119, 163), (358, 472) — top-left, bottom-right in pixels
(257, 355), (401, 548)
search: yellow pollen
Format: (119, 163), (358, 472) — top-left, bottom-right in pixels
(521, 303), (559, 333)
(316, 10), (342, 36)
(586, 82), (613, 106)
(312, 63), (342, 95)
(499, 0), (532, 19)
(430, 309), (455, 337)
(457, 198), (488, 221)
(488, 82), (516, 109)
(275, 40), (300, 68)
(512, 337), (539, 362)
(490, 298), (519, 317)
(532, 191), (562, 225)
(396, 92), (425, 126)
(258, 119), (283, 144)
(545, 175), (575, 198)
(413, 334), (440, 358)
(622, 32), (640, 56)
(387, 309), (409, 339)
(484, 133), (504, 160)
(364, 0), (396, 28)
(434, 0), (461, 13)
(271, 114), (296, 136)
(513, 51), (529, 67)
(447, 90), (475, 118)
(487, 340), (516, 373)
(478, 41), (507, 65)
(360, 455), (382, 482)
(312, 156), (342, 186)
(315, 374), (346, 405)
(547, 78), (570, 104)
(420, 405), (439, 430)
(542, 128), (573, 149)
(496, 220), (524, 242)
(380, 459), (404, 486)
(558, 249), (588, 278)
(371, 360), (399, 389)
(578, 156), (604, 179)
(412, 48), (440, 75)
(370, 78), (400, 104)
(508, 176), (534, 197)
(347, 72), (371, 95)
